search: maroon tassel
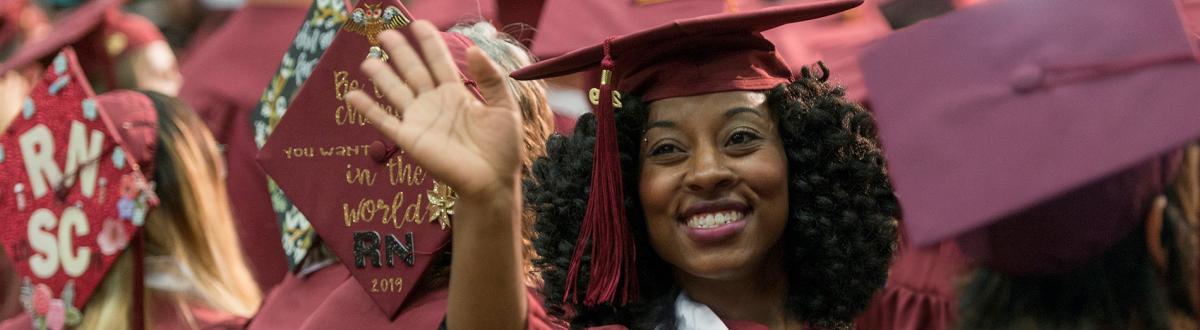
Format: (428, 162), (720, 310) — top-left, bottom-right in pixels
(562, 38), (639, 307)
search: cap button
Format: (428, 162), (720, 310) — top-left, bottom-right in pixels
(1010, 64), (1045, 94)
(368, 140), (391, 163)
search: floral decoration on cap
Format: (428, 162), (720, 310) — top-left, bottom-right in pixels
(0, 48), (157, 330)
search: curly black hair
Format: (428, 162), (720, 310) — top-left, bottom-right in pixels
(525, 65), (899, 329)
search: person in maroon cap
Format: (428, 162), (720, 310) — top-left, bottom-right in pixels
(335, 13), (565, 329)
(352, 0), (898, 328)
(0, 1), (48, 321)
(0, 0), (175, 132)
(860, 0), (1200, 327)
(1, 48), (260, 330)
(176, 0), (310, 291)
(0, 0), (181, 97)
(246, 16), (558, 330)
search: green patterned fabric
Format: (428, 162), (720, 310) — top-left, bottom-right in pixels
(252, 0), (348, 271)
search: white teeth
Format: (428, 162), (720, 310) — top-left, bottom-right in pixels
(686, 211), (743, 229)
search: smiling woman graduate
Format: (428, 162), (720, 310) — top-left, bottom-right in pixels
(510, 1), (898, 328)
(352, 0), (898, 329)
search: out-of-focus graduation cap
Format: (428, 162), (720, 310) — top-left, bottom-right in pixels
(250, 0), (350, 273)
(512, 0), (863, 306)
(862, 0), (1200, 275)
(0, 0), (166, 92)
(407, 0), (496, 29)
(256, 0), (483, 318)
(407, 0), (544, 47)
(1, 47), (158, 329)
(761, 0), (891, 101)
(529, 0), (748, 59)
(1178, 0), (1200, 47)
(0, 0), (42, 54)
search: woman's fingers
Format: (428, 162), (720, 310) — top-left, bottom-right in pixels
(360, 58), (414, 110)
(466, 47), (517, 112)
(378, 30), (435, 93)
(347, 90), (409, 147)
(411, 21), (462, 87)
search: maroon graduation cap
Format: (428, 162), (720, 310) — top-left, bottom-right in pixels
(257, 0), (483, 318)
(0, 47), (158, 329)
(861, 0), (1200, 275)
(1178, 0), (1200, 54)
(511, 0), (863, 306)
(0, 0), (166, 91)
(0, 0), (36, 48)
(406, 0), (495, 29)
(528, 0), (749, 59)
(760, 0), (892, 101)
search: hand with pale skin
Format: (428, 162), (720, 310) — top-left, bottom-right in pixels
(346, 21), (528, 329)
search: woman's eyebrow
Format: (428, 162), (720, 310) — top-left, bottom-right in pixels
(725, 107), (763, 119)
(645, 120), (676, 131)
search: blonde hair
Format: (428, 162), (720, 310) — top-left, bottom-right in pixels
(304, 21), (556, 290)
(450, 21), (554, 173)
(78, 92), (260, 329)
(450, 21), (554, 286)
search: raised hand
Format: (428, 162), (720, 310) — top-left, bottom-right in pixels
(350, 21), (531, 329)
(347, 20), (523, 201)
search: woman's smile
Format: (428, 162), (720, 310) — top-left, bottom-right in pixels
(679, 199), (752, 244)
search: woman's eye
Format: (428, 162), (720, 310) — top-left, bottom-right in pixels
(650, 144), (681, 156)
(727, 130), (762, 146)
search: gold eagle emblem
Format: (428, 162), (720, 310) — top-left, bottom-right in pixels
(343, 4), (411, 60)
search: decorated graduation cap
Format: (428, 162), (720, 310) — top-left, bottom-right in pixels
(0, 0), (166, 91)
(1, 48), (158, 329)
(510, 0), (863, 306)
(251, 0), (349, 272)
(860, 0), (1200, 275)
(257, 0), (484, 318)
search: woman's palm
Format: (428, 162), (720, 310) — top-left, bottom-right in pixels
(348, 22), (522, 199)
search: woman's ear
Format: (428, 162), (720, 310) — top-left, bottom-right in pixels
(1146, 195), (1169, 273)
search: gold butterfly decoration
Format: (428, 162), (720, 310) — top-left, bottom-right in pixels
(426, 181), (456, 230)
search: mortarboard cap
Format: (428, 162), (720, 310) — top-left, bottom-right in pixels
(0, 0), (166, 91)
(861, 0), (1200, 274)
(494, 0), (545, 47)
(510, 0), (862, 306)
(760, 0), (892, 101)
(0, 0), (29, 49)
(529, 0), (749, 59)
(250, 0), (349, 272)
(256, 0), (484, 318)
(1, 48), (158, 329)
(513, 0), (861, 102)
(1178, 0), (1200, 51)
(407, 0), (496, 29)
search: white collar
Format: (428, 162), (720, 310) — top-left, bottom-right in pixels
(671, 292), (729, 330)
